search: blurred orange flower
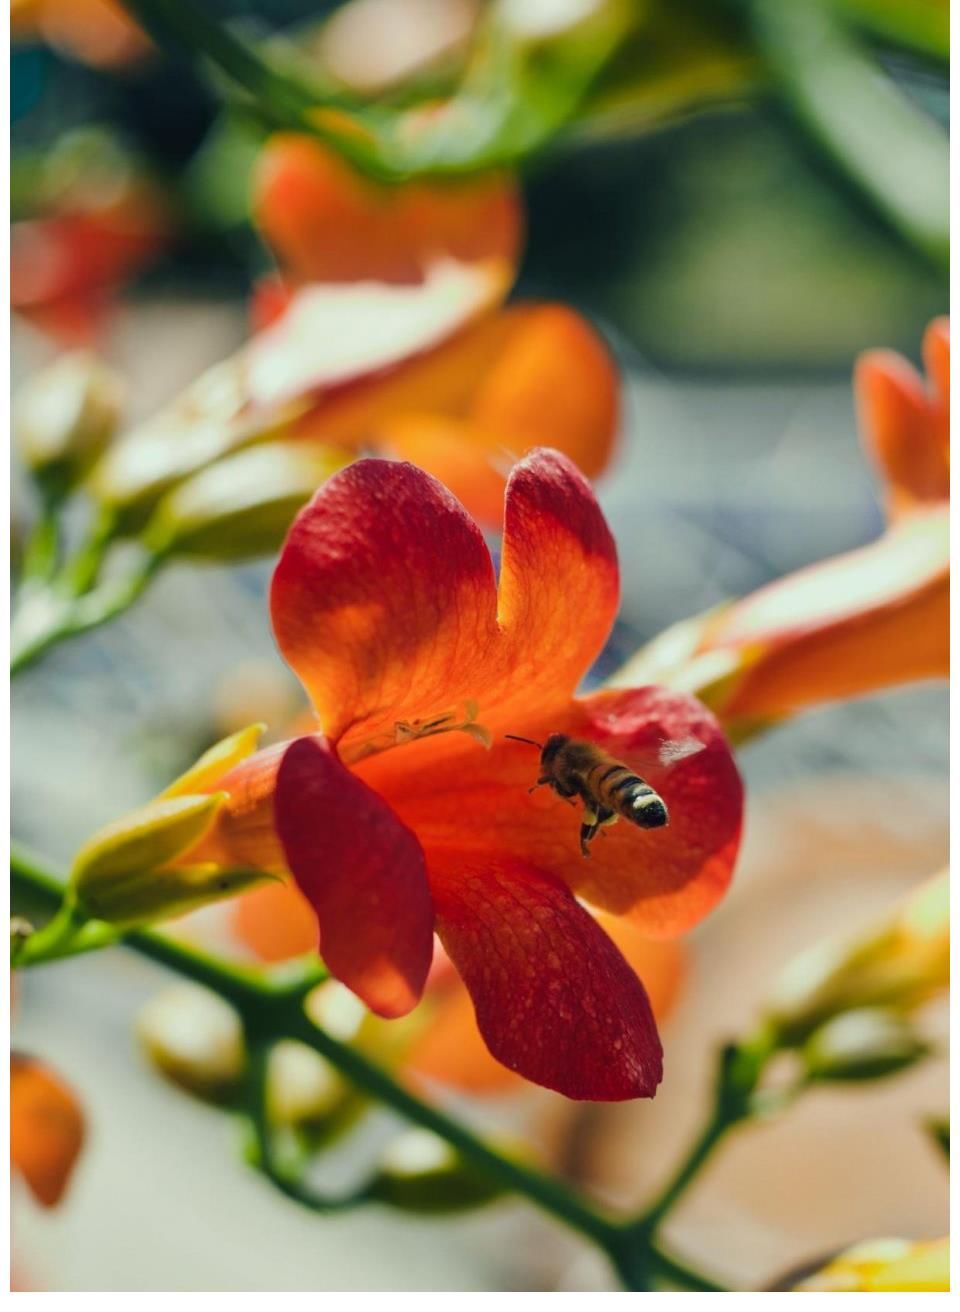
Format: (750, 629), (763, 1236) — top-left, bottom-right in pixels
(11, 135), (172, 346)
(11, 0), (148, 68)
(249, 134), (619, 526)
(11, 1054), (85, 1207)
(617, 320), (949, 735)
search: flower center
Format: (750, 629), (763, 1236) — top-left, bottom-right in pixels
(352, 700), (492, 761)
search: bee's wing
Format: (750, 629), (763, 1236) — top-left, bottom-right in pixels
(657, 735), (707, 767)
(622, 735), (706, 776)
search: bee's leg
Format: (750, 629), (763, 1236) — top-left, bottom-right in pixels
(579, 808), (600, 857)
(596, 806), (617, 837)
(527, 777), (551, 794)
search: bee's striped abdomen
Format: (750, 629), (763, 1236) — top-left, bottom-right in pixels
(588, 760), (669, 830)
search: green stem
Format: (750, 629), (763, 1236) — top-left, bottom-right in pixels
(242, 1039), (374, 1214)
(281, 1003), (618, 1252)
(648, 1245), (728, 1292)
(10, 843), (725, 1290)
(631, 1027), (778, 1236)
(60, 506), (119, 596)
(19, 506), (61, 586)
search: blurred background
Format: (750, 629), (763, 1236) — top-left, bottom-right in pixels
(11, 0), (948, 1292)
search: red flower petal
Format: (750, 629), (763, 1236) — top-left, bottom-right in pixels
(271, 460), (500, 750)
(271, 450), (620, 753)
(274, 736), (434, 1017)
(497, 448), (619, 716)
(360, 685), (741, 937)
(407, 923), (685, 1095)
(428, 852), (662, 1100)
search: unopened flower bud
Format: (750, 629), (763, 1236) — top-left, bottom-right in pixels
(795, 1237), (949, 1292)
(265, 1040), (352, 1132)
(71, 792), (267, 926)
(15, 351), (123, 491)
(366, 1129), (503, 1214)
(137, 984), (245, 1103)
(161, 723), (265, 799)
(141, 441), (348, 563)
(765, 872), (949, 1045)
(801, 1008), (929, 1083)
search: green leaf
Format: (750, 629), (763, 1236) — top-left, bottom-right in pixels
(573, 2), (759, 143)
(834, 0), (949, 62)
(747, 0), (948, 270)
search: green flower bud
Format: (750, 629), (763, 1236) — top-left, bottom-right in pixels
(264, 1041), (368, 1152)
(137, 984), (245, 1103)
(71, 792), (269, 926)
(765, 872), (949, 1045)
(161, 723), (265, 799)
(366, 1129), (503, 1214)
(14, 351), (123, 492)
(801, 1008), (929, 1083)
(141, 441), (348, 562)
(265, 1040), (349, 1129)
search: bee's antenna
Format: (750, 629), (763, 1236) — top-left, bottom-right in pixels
(505, 734), (543, 750)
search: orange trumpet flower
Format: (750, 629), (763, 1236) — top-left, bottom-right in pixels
(248, 134), (619, 527)
(618, 320), (949, 734)
(178, 449), (742, 1100)
(11, 1054), (85, 1207)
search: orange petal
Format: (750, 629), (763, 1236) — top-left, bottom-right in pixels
(377, 413), (511, 530)
(923, 315), (950, 465)
(288, 308), (511, 452)
(855, 349), (947, 519)
(270, 459), (501, 750)
(469, 304), (619, 481)
(706, 509), (949, 718)
(34, 0), (149, 68)
(495, 448), (619, 723)
(231, 879), (318, 963)
(407, 919), (685, 1094)
(188, 742), (289, 875)
(373, 305), (620, 526)
(253, 134), (522, 285)
(245, 258), (510, 412)
(11, 1055), (85, 1207)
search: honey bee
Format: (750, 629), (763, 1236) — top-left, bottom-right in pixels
(506, 732), (702, 857)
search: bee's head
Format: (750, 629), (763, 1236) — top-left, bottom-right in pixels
(540, 733), (569, 768)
